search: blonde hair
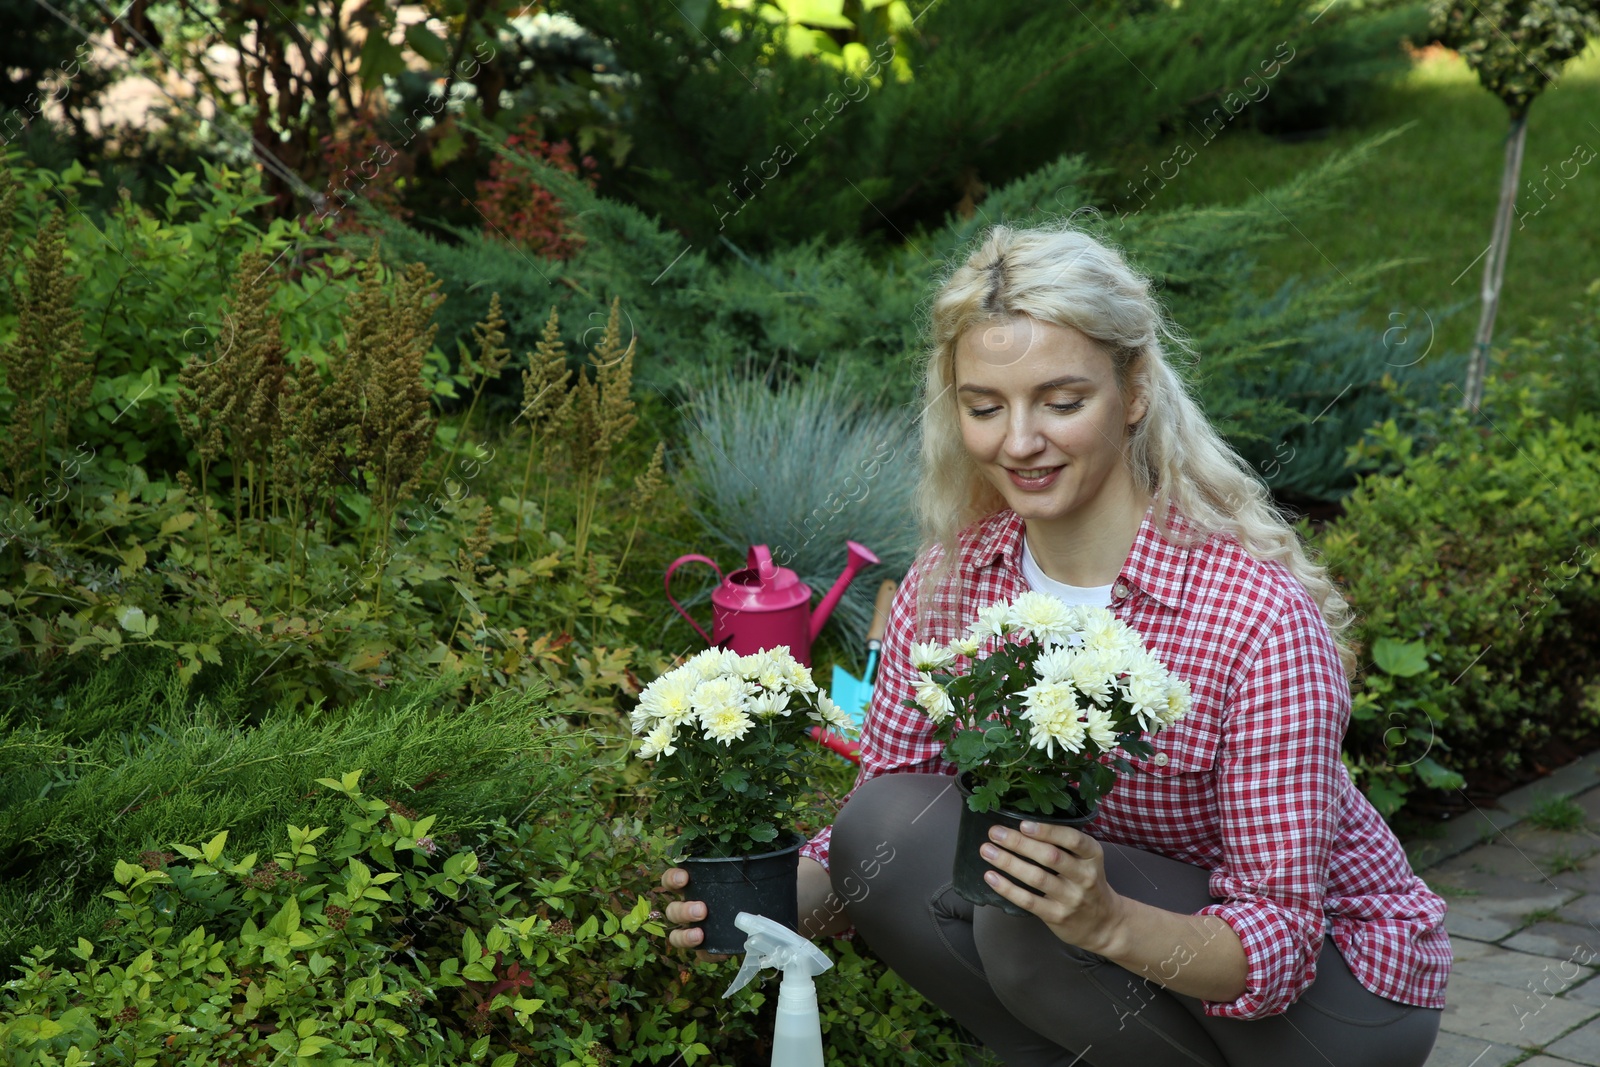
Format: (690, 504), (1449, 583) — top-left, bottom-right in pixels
(915, 221), (1357, 676)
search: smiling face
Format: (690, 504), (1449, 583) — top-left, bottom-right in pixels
(953, 314), (1148, 537)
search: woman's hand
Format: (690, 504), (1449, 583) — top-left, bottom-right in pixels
(659, 867), (732, 961)
(979, 821), (1129, 955)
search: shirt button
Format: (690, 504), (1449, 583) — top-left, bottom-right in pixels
(1112, 581), (1130, 599)
(1153, 752), (1169, 766)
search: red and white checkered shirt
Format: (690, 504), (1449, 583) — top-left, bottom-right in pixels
(802, 505), (1451, 1020)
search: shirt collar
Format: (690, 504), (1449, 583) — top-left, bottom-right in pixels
(973, 502), (1195, 611)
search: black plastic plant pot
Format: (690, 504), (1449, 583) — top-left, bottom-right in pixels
(952, 772), (1097, 917)
(680, 832), (804, 955)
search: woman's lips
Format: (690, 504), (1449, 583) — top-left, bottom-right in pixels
(1005, 465), (1062, 490)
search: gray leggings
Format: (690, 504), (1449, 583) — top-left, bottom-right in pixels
(830, 773), (1443, 1067)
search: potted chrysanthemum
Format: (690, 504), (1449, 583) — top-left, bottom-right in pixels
(906, 592), (1190, 914)
(632, 645), (852, 953)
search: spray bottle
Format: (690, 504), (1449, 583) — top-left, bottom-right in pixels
(722, 911), (834, 1067)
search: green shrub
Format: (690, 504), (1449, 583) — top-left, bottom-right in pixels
(0, 766), (976, 1066)
(1226, 287), (1469, 505)
(1321, 377), (1600, 815)
(563, 0), (1335, 248)
(0, 153), (372, 473)
(0, 662), (577, 965)
(1503, 277), (1600, 425)
(1242, 1), (1429, 136)
(0, 150), (675, 715)
(398, 123), (1423, 451)
(0, 772), (669, 1067)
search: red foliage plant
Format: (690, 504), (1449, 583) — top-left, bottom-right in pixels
(313, 127), (412, 237)
(474, 118), (598, 260)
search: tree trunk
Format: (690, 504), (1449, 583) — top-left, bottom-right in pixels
(1464, 110), (1529, 412)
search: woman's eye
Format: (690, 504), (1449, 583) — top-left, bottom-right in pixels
(1048, 401), (1085, 414)
(966, 406), (1001, 418)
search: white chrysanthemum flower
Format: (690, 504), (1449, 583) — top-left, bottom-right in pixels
(1077, 607), (1134, 653)
(686, 647), (740, 681)
(1020, 679), (1080, 723)
(691, 676), (748, 721)
(638, 722), (679, 759)
(1008, 591), (1078, 646)
(784, 659), (819, 694)
(808, 691), (853, 731)
(1160, 678), (1191, 726)
(910, 641), (957, 672)
(912, 671), (955, 723)
(1125, 674), (1168, 730)
(1026, 702), (1087, 759)
(700, 704), (754, 744)
(967, 602), (1013, 642)
(1067, 647), (1125, 706)
(1034, 646), (1077, 686)
(651, 671), (701, 727)
(950, 634), (983, 659)
(738, 649), (793, 691)
(749, 689), (791, 718)
(629, 702), (657, 734)
(1083, 703), (1119, 749)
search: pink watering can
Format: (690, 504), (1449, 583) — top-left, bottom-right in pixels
(664, 541), (879, 666)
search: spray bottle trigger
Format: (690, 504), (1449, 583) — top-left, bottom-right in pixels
(721, 912), (832, 998)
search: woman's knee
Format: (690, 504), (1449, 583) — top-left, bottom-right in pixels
(830, 774), (955, 908)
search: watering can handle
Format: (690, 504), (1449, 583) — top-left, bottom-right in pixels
(664, 555), (723, 646)
(746, 544), (778, 580)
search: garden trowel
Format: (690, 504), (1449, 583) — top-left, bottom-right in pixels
(811, 580), (897, 763)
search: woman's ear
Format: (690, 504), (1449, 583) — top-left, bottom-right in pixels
(1127, 391), (1149, 429)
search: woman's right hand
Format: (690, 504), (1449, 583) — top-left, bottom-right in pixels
(659, 867), (731, 960)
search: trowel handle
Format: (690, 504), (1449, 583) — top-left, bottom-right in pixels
(867, 580), (896, 643)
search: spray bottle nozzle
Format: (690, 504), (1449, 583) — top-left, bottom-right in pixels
(722, 912), (832, 999)
(723, 913), (834, 1067)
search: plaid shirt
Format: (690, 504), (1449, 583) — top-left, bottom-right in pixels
(802, 505), (1450, 1020)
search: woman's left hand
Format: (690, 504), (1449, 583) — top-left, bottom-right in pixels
(980, 821), (1129, 954)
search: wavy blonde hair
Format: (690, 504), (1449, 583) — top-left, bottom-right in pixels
(914, 221), (1357, 676)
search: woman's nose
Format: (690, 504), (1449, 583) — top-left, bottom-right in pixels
(1002, 412), (1044, 458)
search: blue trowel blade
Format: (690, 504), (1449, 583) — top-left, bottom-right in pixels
(829, 664), (872, 730)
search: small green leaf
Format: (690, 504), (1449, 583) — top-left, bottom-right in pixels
(1415, 756), (1465, 791)
(405, 22), (450, 65)
(1373, 638), (1429, 678)
(202, 830), (228, 865)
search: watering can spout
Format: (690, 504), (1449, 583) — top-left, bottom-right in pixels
(808, 541), (879, 644)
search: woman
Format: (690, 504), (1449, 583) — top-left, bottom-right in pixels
(661, 224), (1450, 1067)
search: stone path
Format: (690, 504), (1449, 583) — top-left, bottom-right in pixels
(1413, 757), (1600, 1066)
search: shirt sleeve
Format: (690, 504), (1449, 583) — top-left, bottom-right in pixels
(800, 553), (950, 872)
(1195, 600), (1352, 1020)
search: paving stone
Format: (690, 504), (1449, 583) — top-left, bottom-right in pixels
(1450, 939), (1597, 996)
(1504, 921), (1600, 962)
(1500, 825), (1600, 866)
(1438, 972), (1599, 1047)
(1446, 888), (1581, 943)
(1518, 1057), (1590, 1067)
(1575, 788), (1600, 826)
(1563, 974), (1600, 1007)
(1421, 1031), (1523, 1067)
(1435, 843), (1571, 886)
(1549, 1017), (1600, 1066)
(1556, 895), (1600, 926)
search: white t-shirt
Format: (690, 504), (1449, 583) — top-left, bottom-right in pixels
(1019, 533), (1114, 608)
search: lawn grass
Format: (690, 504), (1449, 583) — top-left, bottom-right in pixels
(1103, 45), (1600, 366)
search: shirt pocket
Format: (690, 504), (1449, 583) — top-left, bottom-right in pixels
(1125, 718), (1219, 778)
